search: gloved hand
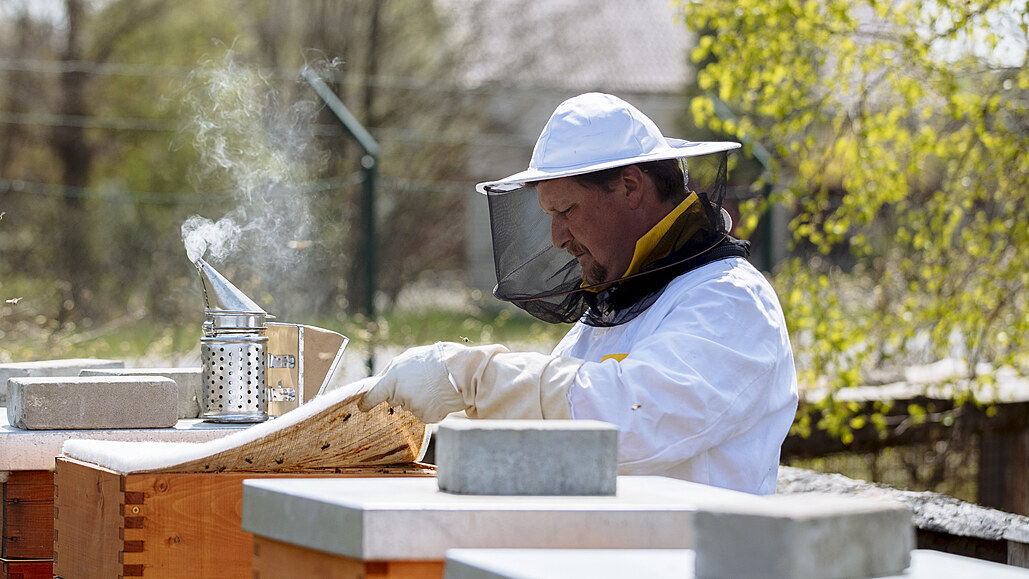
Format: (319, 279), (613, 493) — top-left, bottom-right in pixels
(355, 342), (582, 423)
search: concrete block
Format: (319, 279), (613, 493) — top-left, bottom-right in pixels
(242, 476), (753, 561)
(0, 411), (248, 471)
(444, 549), (694, 579)
(0, 358), (124, 405)
(436, 419), (618, 495)
(80, 367), (202, 419)
(693, 494), (914, 579)
(6, 376), (178, 430)
(443, 548), (1029, 579)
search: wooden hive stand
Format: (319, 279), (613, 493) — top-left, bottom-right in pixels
(1, 470), (54, 579)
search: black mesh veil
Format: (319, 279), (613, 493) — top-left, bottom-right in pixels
(484, 151), (750, 326)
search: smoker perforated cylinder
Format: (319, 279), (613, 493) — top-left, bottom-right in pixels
(200, 334), (268, 422)
(194, 257), (273, 423)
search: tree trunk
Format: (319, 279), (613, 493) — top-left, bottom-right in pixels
(53, 0), (96, 322)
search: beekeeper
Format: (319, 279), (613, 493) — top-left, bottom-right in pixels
(355, 92), (798, 495)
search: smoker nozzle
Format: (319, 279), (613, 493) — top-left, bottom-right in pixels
(194, 257), (267, 315)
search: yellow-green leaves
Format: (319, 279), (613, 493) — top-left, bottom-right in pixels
(675, 0), (1029, 441)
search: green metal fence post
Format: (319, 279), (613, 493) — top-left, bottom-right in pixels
(303, 67), (380, 373)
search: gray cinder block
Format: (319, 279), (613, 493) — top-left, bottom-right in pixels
(0, 358), (124, 405)
(80, 367), (202, 419)
(694, 494), (914, 579)
(436, 419), (618, 496)
(444, 549), (696, 579)
(7, 376), (178, 430)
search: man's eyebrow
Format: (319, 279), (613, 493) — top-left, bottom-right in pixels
(541, 202), (573, 216)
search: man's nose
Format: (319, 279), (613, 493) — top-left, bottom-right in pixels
(551, 218), (572, 249)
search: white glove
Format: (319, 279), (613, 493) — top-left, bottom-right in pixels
(355, 342), (581, 423)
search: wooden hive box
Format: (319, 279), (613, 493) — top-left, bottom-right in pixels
(1, 470), (54, 579)
(52, 377), (431, 578)
(53, 458), (433, 578)
(253, 537), (444, 579)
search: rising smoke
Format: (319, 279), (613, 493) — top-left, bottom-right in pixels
(178, 49), (330, 316)
(181, 215), (243, 263)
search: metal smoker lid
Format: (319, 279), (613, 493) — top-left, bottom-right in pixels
(194, 257), (268, 315)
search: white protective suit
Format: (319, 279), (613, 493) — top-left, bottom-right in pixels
(554, 256), (798, 495)
(354, 248), (797, 495)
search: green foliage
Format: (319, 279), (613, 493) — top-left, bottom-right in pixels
(0, 296), (560, 366)
(677, 0), (1029, 430)
(0, 272), (201, 364)
(1, 0), (495, 343)
(330, 306), (566, 353)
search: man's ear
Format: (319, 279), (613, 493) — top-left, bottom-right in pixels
(620, 165), (647, 210)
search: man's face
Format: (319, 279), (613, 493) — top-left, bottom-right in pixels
(536, 177), (637, 286)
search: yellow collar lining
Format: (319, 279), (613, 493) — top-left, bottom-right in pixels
(621, 192), (699, 277)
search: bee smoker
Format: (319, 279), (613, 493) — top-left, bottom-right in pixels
(194, 258), (349, 423)
(194, 258), (276, 422)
